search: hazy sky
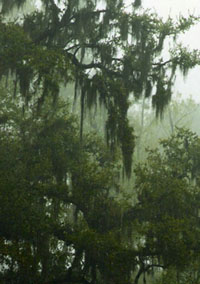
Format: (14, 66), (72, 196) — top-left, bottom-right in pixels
(144, 0), (200, 17)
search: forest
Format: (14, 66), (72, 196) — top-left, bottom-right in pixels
(0, 0), (200, 283)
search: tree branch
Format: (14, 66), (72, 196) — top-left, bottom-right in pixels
(153, 59), (173, 67)
(64, 51), (122, 77)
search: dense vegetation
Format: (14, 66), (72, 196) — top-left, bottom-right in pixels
(0, 0), (200, 283)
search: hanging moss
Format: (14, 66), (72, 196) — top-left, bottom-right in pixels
(86, 79), (98, 110)
(119, 121), (135, 179)
(145, 80), (152, 98)
(0, 0), (26, 14)
(100, 44), (113, 66)
(152, 77), (172, 118)
(105, 103), (135, 178)
(80, 89), (85, 141)
(119, 13), (129, 41)
(17, 65), (33, 101)
(133, 0), (141, 7)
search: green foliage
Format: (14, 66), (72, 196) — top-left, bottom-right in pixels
(131, 128), (200, 283)
(0, 80), (130, 283)
(1, 77), (200, 283)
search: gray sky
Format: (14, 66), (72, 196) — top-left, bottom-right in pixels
(144, 0), (200, 18)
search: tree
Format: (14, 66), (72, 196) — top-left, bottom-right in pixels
(1, 1), (200, 283)
(129, 128), (200, 283)
(0, 0), (200, 176)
